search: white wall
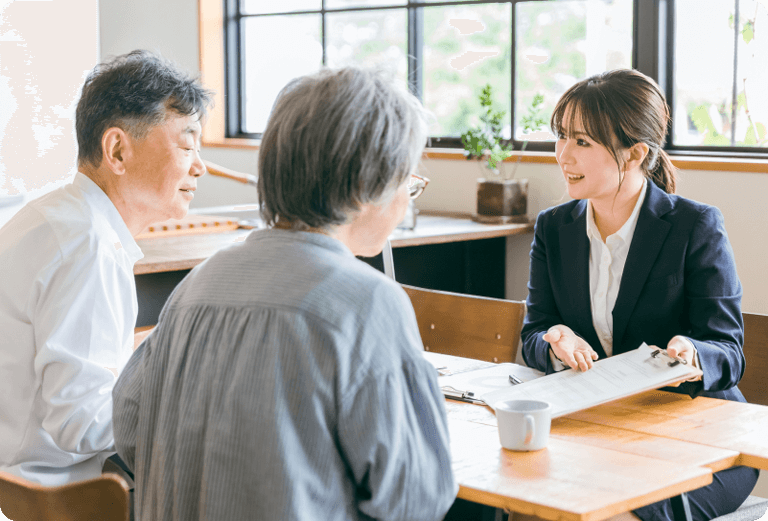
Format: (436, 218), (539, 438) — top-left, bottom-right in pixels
(0, 0), (98, 221)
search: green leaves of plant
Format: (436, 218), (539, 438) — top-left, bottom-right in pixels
(461, 83), (514, 171)
(461, 85), (548, 171)
(520, 93), (547, 136)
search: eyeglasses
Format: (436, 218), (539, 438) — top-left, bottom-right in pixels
(408, 174), (430, 200)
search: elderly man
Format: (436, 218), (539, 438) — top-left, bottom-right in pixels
(0, 50), (212, 486)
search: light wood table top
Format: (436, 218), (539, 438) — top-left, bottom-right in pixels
(444, 400), (740, 473)
(432, 353), (742, 519)
(567, 390), (768, 470)
(449, 417), (712, 521)
(133, 212), (534, 275)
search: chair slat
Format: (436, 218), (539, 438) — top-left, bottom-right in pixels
(742, 313), (768, 406)
(0, 472), (129, 521)
(402, 284), (525, 363)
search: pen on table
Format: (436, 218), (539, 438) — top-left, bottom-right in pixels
(508, 374), (523, 385)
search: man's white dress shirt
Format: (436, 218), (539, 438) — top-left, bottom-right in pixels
(0, 173), (143, 486)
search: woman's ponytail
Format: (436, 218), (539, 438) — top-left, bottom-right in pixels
(647, 148), (676, 194)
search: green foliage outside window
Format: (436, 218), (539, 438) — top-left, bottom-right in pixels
(689, 6), (768, 147)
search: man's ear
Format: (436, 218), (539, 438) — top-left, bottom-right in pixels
(624, 142), (650, 172)
(101, 127), (132, 176)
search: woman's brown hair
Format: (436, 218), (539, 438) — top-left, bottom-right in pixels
(550, 69), (676, 194)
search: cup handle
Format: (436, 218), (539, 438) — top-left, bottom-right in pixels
(523, 414), (535, 445)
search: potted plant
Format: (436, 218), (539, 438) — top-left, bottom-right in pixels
(461, 85), (546, 223)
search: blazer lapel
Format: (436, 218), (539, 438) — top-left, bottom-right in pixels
(559, 201), (605, 358)
(612, 182), (673, 352)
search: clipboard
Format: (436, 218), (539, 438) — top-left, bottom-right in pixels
(480, 343), (703, 418)
(423, 352), (544, 405)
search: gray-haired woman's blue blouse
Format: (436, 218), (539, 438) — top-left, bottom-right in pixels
(113, 229), (457, 521)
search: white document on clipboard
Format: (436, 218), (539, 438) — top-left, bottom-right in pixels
(440, 362), (544, 397)
(423, 351), (544, 404)
(480, 342), (703, 417)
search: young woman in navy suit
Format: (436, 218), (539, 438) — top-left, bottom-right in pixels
(520, 69), (759, 521)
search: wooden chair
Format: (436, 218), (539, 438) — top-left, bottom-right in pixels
(402, 284), (526, 363)
(710, 313), (768, 520)
(740, 312), (768, 406)
(0, 472), (130, 521)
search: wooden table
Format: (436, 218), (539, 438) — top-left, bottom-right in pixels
(431, 354), (767, 520)
(132, 212), (534, 327)
(568, 390), (768, 470)
(448, 416), (713, 521)
(134, 212), (534, 275)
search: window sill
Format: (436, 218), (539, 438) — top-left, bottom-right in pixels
(202, 140), (768, 174)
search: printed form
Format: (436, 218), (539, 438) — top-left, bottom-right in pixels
(481, 343), (702, 417)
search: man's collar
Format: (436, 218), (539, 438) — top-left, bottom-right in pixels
(74, 172), (143, 263)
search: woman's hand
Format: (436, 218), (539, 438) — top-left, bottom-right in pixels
(649, 336), (701, 386)
(665, 335), (696, 365)
(543, 324), (599, 372)
(665, 335), (702, 383)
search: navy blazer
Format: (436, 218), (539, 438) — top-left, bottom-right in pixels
(521, 181), (746, 401)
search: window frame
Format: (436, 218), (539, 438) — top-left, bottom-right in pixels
(201, 0), (768, 160)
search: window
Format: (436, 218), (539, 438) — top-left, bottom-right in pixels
(672, 0), (768, 155)
(222, 0), (768, 156)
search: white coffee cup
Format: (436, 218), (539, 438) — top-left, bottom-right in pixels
(495, 399), (552, 451)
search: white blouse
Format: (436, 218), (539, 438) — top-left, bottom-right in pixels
(549, 179), (646, 370)
(586, 178), (647, 356)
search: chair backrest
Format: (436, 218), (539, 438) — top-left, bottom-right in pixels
(741, 312), (768, 406)
(402, 284), (526, 363)
(0, 472), (129, 521)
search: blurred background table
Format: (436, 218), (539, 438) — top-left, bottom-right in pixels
(133, 210), (533, 327)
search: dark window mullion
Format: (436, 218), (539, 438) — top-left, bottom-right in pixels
(663, 0), (675, 150)
(408, 4), (423, 100)
(634, 0), (675, 150)
(510, 0), (518, 148)
(226, 0), (243, 137)
(322, 0), (327, 66)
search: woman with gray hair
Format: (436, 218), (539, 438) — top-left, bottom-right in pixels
(112, 67), (457, 521)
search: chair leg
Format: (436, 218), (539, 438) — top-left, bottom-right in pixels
(680, 493), (693, 521)
(480, 506), (506, 521)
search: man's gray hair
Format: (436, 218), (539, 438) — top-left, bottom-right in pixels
(76, 50), (213, 168)
(258, 67), (430, 230)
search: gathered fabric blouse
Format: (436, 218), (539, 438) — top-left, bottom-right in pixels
(113, 229), (457, 521)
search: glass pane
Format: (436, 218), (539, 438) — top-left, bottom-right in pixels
(241, 15), (323, 134)
(241, 0), (320, 15)
(326, 0), (405, 7)
(326, 9), (408, 84)
(674, 0), (768, 148)
(423, 3), (512, 138)
(515, 0), (633, 141)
